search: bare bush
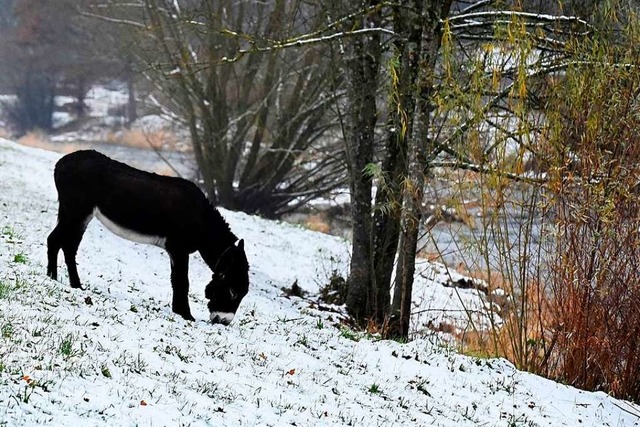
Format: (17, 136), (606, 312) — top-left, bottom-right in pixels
(544, 58), (640, 401)
(112, 0), (346, 218)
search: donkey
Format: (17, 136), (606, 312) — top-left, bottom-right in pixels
(46, 150), (249, 325)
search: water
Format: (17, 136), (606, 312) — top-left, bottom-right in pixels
(418, 183), (551, 284)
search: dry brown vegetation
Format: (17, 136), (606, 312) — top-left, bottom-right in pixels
(304, 214), (332, 234)
(453, 41), (640, 403)
(17, 131), (77, 153)
(15, 127), (187, 157)
(455, 273), (552, 373)
(540, 58), (640, 401)
(104, 129), (187, 152)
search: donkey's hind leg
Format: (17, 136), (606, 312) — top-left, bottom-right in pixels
(47, 222), (64, 280)
(48, 203), (70, 280)
(62, 219), (91, 289)
(48, 207), (93, 289)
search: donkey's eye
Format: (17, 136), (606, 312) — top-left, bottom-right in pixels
(229, 289), (238, 300)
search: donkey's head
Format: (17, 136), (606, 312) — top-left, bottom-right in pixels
(204, 239), (249, 325)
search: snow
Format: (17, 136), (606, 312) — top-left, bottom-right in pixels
(0, 138), (638, 426)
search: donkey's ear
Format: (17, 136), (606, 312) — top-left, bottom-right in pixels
(235, 239), (244, 250)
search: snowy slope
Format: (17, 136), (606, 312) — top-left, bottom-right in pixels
(0, 139), (638, 426)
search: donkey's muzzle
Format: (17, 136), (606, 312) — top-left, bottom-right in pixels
(210, 311), (235, 325)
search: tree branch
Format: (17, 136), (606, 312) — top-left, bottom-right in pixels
(215, 27), (397, 64)
(432, 160), (547, 184)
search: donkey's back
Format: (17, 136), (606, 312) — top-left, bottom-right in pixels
(53, 150), (211, 245)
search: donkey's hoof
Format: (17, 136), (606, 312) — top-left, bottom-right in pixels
(181, 313), (196, 322)
(173, 307), (195, 321)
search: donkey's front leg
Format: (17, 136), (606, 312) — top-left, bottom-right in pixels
(168, 251), (195, 321)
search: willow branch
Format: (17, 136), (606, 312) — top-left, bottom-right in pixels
(432, 160), (548, 184)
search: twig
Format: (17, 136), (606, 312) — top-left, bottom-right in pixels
(611, 401), (640, 419)
(431, 160), (548, 185)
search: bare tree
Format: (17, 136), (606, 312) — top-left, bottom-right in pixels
(321, 0), (383, 320)
(386, 0), (454, 338)
(99, 0), (345, 217)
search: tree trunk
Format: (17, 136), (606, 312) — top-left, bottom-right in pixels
(344, 1), (382, 322)
(389, 0), (453, 339)
(73, 76), (88, 119)
(125, 62), (137, 128)
(391, 144), (425, 338)
(371, 1), (422, 325)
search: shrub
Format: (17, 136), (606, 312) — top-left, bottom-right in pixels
(319, 271), (347, 305)
(437, 5), (640, 403)
(542, 44), (640, 401)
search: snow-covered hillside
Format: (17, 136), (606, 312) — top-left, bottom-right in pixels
(0, 139), (638, 426)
